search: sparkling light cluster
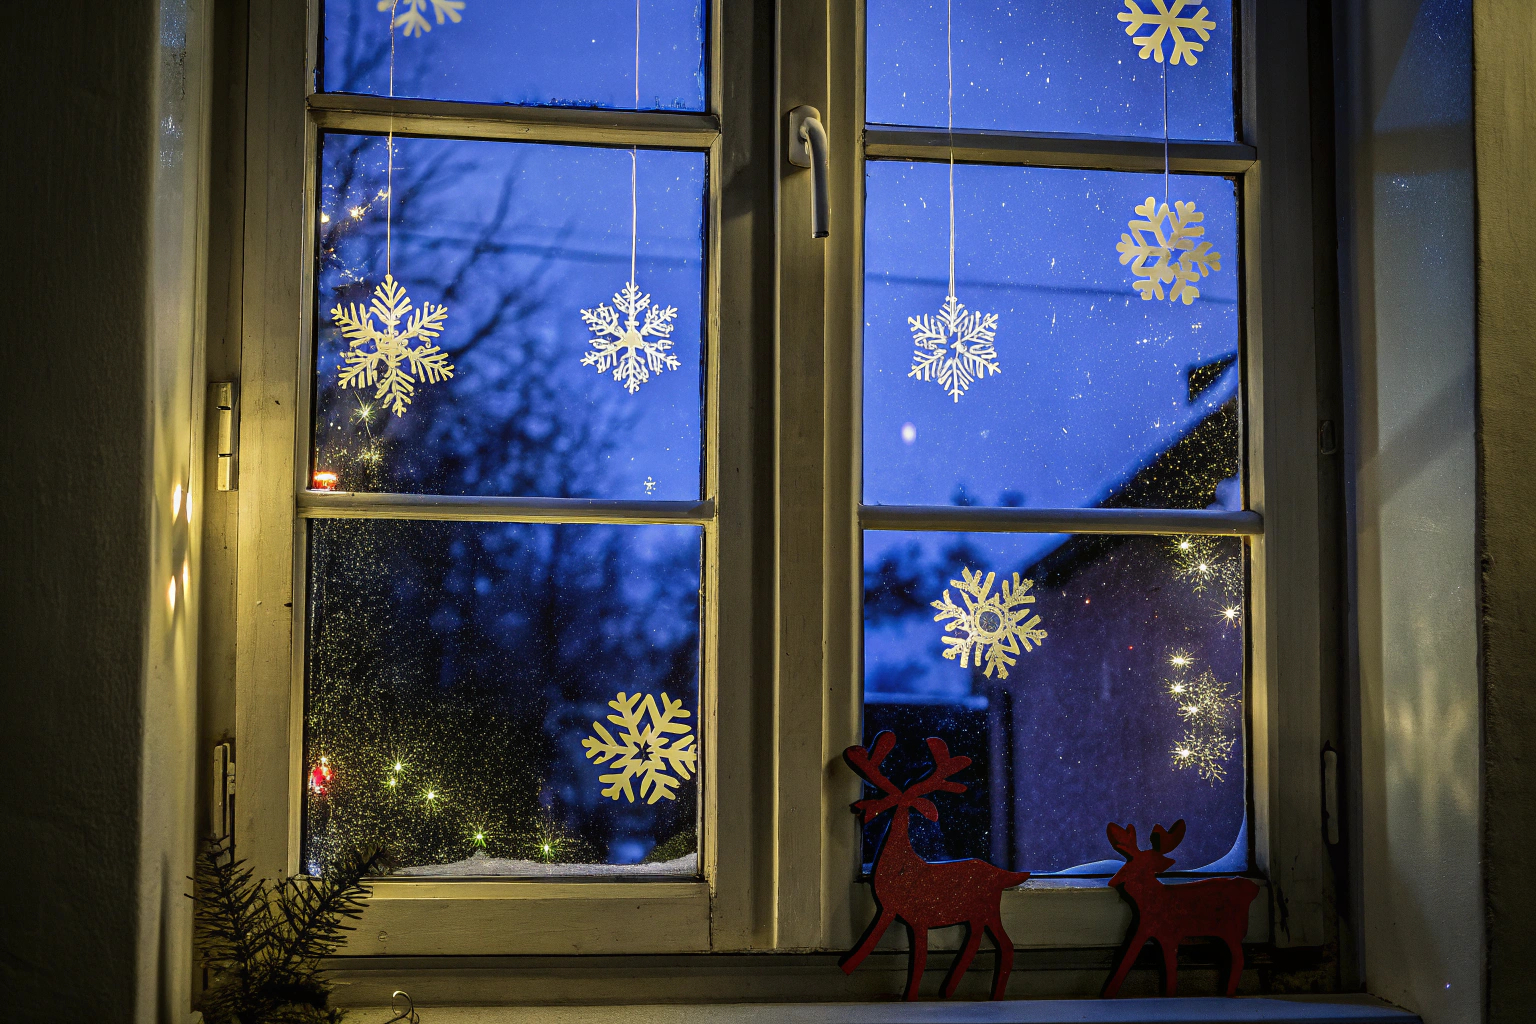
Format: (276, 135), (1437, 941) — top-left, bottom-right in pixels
(1164, 653), (1238, 783)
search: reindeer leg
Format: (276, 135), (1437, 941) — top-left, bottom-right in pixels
(1159, 937), (1179, 997)
(941, 923), (983, 999)
(904, 924), (928, 1001)
(986, 916), (1015, 1001)
(1102, 928), (1150, 998)
(840, 910), (896, 975)
(1224, 936), (1245, 996)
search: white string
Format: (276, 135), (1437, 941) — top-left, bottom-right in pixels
(386, 0), (398, 275)
(1162, 57), (1169, 204)
(947, 0), (955, 300)
(630, 0), (640, 287)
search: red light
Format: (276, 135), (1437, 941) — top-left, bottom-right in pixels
(312, 471), (339, 491)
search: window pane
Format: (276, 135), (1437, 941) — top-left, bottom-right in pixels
(863, 162), (1240, 510)
(312, 134), (705, 500)
(867, 0), (1234, 141)
(321, 1), (706, 111)
(862, 530), (1246, 875)
(303, 519), (701, 876)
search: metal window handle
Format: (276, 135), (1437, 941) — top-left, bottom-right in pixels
(788, 105), (829, 238)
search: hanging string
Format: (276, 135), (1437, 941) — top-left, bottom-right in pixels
(1161, 57), (1169, 204)
(630, 0), (640, 288)
(386, 0), (399, 275)
(947, 0), (955, 300)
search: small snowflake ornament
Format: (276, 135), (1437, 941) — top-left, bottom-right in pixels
(1118, 0), (1215, 65)
(1117, 197), (1222, 304)
(581, 281), (681, 394)
(381, 0), (465, 38)
(582, 691), (697, 804)
(908, 295), (1001, 402)
(930, 567), (1047, 679)
(332, 274), (455, 417)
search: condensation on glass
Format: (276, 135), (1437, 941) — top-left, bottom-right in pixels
(320, 0), (707, 111)
(303, 519), (702, 876)
(863, 162), (1240, 510)
(310, 133), (706, 500)
(866, 0), (1236, 141)
(862, 531), (1247, 875)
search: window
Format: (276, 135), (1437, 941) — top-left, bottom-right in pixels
(232, 0), (1327, 961)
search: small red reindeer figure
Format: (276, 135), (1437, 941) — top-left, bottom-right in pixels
(840, 732), (1030, 1001)
(1102, 819), (1259, 997)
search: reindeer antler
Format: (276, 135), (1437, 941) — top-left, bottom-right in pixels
(1151, 820), (1186, 854)
(1106, 822), (1140, 858)
(845, 732), (903, 822)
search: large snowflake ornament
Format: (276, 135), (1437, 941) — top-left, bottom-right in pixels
(1117, 1), (1216, 65)
(582, 691), (698, 804)
(908, 295), (1001, 402)
(381, 0), (465, 38)
(1117, 197), (1222, 304)
(930, 567), (1047, 679)
(332, 274), (455, 417)
(581, 281), (681, 394)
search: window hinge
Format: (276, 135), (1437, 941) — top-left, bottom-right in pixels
(212, 741), (236, 842)
(213, 382), (238, 491)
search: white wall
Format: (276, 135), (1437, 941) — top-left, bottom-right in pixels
(1336, 1), (1483, 1022)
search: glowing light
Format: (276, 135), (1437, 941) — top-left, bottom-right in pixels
(542, 843), (551, 854)
(424, 789), (436, 801)
(1221, 605), (1241, 622)
(386, 776), (398, 788)
(167, 576), (177, 610)
(182, 560), (190, 594)
(1170, 683), (1186, 694)
(1178, 539), (1192, 551)
(901, 422), (917, 444)
(320, 212), (331, 224)
(312, 471), (339, 491)
(394, 761), (404, 772)
(172, 483), (183, 517)
(1176, 747), (1192, 759)
(1169, 654), (1191, 669)
(349, 206), (364, 220)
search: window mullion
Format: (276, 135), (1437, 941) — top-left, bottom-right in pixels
(864, 126), (1255, 173)
(860, 505), (1262, 537)
(295, 492), (715, 525)
(307, 93), (720, 149)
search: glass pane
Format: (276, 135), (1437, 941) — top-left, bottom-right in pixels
(862, 530), (1246, 875)
(321, 0), (706, 111)
(867, 0), (1234, 142)
(312, 134), (705, 500)
(303, 519), (702, 876)
(863, 162), (1240, 510)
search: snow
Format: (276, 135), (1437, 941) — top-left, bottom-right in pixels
(395, 851), (698, 878)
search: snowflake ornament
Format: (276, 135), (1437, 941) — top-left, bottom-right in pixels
(1117, 0), (1215, 65)
(1117, 197), (1222, 304)
(332, 274), (455, 417)
(930, 567), (1047, 679)
(381, 0), (465, 38)
(908, 295), (1001, 402)
(582, 691), (697, 804)
(581, 281), (681, 394)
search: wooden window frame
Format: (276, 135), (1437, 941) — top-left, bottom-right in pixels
(230, 0), (1325, 961)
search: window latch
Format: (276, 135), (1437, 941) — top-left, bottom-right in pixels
(787, 105), (830, 239)
(212, 741), (236, 842)
(213, 381), (238, 491)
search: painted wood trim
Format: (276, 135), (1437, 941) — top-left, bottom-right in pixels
(308, 93), (720, 149)
(865, 126), (1257, 174)
(296, 492), (715, 525)
(860, 506), (1265, 536)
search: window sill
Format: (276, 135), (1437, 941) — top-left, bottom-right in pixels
(333, 997), (1418, 1024)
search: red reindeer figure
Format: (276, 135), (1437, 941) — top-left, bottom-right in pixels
(1102, 819), (1259, 997)
(840, 732), (1030, 1001)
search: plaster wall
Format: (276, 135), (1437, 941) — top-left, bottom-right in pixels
(1335, 2), (1482, 1022)
(0, 0), (209, 1019)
